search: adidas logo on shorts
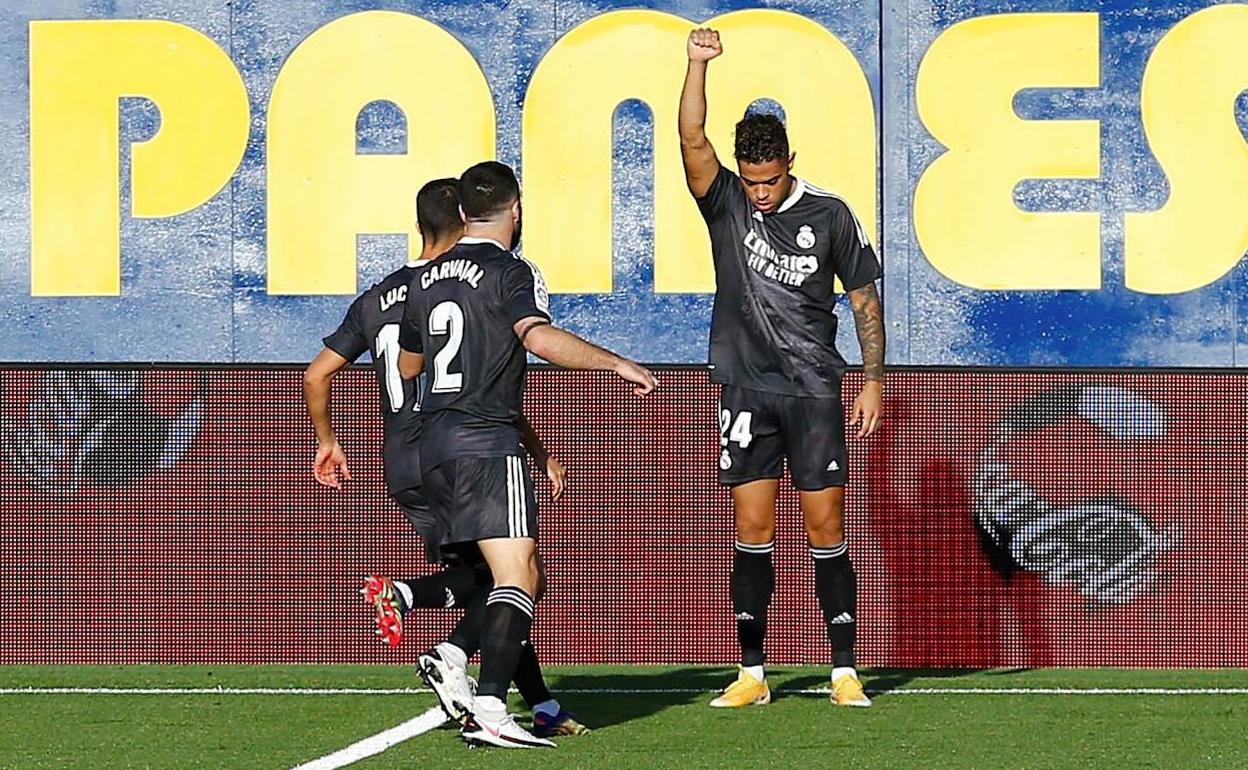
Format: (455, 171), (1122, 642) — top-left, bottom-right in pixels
(826, 460), (840, 472)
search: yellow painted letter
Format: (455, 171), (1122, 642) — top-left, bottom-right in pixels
(523, 9), (875, 293)
(29, 20), (248, 296)
(267, 11), (495, 294)
(914, 13), (1100, 290)
(1125, 5), (1248, 294)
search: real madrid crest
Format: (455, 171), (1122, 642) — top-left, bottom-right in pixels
(797, 224), (816, 249)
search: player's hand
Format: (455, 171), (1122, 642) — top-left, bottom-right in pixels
(313, 440), (352, 489)
(546, 456), (567, 501)
(851, 380), (883, 439)
(688, 28), (723, 62)
(614, 359), (657, 396)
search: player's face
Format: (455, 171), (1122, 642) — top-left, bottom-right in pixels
(737, 156), (794, 214)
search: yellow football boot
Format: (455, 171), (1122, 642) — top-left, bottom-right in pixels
(709, 667), (771, 708)
(831, 671), (872, 708)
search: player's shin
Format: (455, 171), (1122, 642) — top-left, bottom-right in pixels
(447, 590), (488, 658)
(514, 638), (553, 708)
(812, 542), (857, 669)
(398, 563), (485, 611)
(474, 586), (535, 714)
(732, 540), (775, 674)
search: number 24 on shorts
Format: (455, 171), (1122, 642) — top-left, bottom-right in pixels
(720, 409), (753, 448)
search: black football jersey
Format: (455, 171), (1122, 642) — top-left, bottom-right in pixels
(322, 260), (428, 494)
(697, 165), (882, 397)
(398, 238), (551, 472)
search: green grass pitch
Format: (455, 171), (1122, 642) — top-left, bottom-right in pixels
(1, 665), (1244, 769)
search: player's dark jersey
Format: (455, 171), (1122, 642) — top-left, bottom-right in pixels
(322, 260), (428, 495)
(697, 165), (882, 397)
(398, 238), (550, 473)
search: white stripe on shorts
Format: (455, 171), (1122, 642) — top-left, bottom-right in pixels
(507, 456), (528, 538)
(517, 457), (529, 537)
(507, 457), (518, 538)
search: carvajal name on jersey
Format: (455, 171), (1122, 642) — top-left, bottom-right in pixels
(743, 230), (818, 288)
(420, 259), (484, 290)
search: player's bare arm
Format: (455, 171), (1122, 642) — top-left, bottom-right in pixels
(679, 28), (723, 198)
(303, 347), (353, 488)
(518, 413), (566, 500)
(515, 317), (657, 396)
(397, 349), (424, 380)
(848, 281), (885, 438)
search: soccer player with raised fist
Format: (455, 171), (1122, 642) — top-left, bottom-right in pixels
(679, 26), (885, 709)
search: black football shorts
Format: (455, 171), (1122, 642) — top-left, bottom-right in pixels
(422, 454), (539, 548)
(717, 384), (848, 490)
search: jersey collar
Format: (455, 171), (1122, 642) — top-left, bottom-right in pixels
(774, 177), (806, 215)
(458, 236), (509, 251)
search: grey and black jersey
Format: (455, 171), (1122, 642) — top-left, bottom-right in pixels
(322, 261), (427, 495)
(698, 164), (882, 397)
(398, 238), (551, 473)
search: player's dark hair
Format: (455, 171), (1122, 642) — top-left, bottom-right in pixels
(416, 177), (461, 240)
(734, 112), (790, 164)
(458, 161), (520, 221)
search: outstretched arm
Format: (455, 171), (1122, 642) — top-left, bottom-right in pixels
(848, 281), (885, 438)
(679, 28), (724, 198)
(303, 347), (353, 488)
(514, 317), (656, 396)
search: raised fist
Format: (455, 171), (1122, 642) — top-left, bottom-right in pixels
(688, 28), (722, 62)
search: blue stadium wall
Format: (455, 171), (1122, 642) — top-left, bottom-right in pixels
(5, 0), (1247, 365)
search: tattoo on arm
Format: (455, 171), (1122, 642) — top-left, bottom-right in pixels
(849, 282), (885, 382)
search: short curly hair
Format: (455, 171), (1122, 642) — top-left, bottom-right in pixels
(734, 113), (789, 164)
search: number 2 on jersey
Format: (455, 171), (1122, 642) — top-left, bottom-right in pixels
(720, 409), (754, 448)
(429, 301), (465, 393)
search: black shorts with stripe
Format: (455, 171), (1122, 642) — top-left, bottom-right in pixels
(717, 383), (848, 490)
(422, 454), (538, 548)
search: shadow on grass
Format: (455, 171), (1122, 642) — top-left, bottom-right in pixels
(856, 667), (988, 700)
(536, 666), (1008, 727)
(542, 667), (736, 728)
(759, 667), (988, 702)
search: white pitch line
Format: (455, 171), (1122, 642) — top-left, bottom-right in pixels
(2, 686), (1247, 696)
(290, 706), (447, 770)
(0, 687), (427, 695)
(880, 688), (1248, 696)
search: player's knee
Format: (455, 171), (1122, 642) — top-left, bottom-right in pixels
(805, 518), (845, 547)
(736, 518), (776, 544)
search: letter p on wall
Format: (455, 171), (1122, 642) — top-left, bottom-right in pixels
(29, 20), (249, 296)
